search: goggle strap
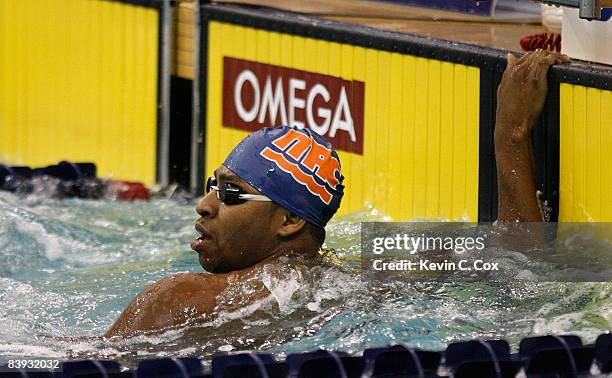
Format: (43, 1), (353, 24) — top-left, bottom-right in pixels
(238, 194), (272, 201)
(209, 185), (272, 202)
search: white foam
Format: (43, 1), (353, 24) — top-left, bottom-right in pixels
(12, 218), (91, 261)
(0, 343), (66, 358)
(218, 344), (234, 352)
(532, 311), (609, 341)
(262, 271), (300, 313)
(213, 296), (276, 327)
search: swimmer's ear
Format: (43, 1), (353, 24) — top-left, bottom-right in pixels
(277, 212), (307, 237)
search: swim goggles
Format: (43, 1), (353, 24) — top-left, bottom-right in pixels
(206, 177), (272, 205)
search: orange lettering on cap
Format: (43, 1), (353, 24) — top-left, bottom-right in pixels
(261, 147), (333, 204)
(270, 129), (311, 161)
(302, 142), (341, 189)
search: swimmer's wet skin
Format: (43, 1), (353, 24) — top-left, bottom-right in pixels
(104, 50), (568, 338)
(495, 50), (570, 223)
(104, 127), (344, 337)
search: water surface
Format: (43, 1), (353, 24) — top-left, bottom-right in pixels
(0, 192), (610, 367)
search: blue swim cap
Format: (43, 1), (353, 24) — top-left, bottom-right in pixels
(223, 126), (344, 228)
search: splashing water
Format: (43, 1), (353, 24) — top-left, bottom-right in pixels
(0, 192), (610, 367)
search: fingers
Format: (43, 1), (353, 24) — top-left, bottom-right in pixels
(515, 50), (569, 72)
(506, 53), (518, 70)
(558, 53), (571, 63)
(531, 53), (557, 80)
(500, 49), (571, 94)
(539, 50), (568, 65)
(514, 51), (533, 67)
(525, 50), (570, 82)
(504, 51), (531, 76)
(514, 50), (540, 76)
(503, 51), (533, 83)
(526, 50), (570, 69)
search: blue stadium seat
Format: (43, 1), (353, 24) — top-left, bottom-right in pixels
(136, 357), (203, 378)
(296, 356), (363, 378)
(61, 360), (121, 378)
(73, 372), (134, 378)
(7, 333), (612, 378)
(221, 362), (288, 378)
(0, 365), (123, 378)
(452, 360), (522, 378)
(519, 335), (582, 359)
(596, 333), (612, 373)
(445, 339), (511, 370)
(33, 161), (104, 199)
(286, 350), (360, 378)
(211, 353), (276, 378)
(519, 335), (593, 377)
(210, 352), (284, 378)
(72, 163), (97, 179)
(0, 164), (15, 186)
(40, 162), (95, 181)
(286, 350), (348, 367)
(40, 162), (81, 181)
(524, 346), (594, 377)
(0, 372), (55, 378)
(362, 346), (441, 377)
(11, 167), (33, 178)
(363, 346), (441, 373)
(0, 164), (32, 193)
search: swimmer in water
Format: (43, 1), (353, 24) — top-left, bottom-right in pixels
(104, 49), (568, 338)
(105, 126), (343, 337)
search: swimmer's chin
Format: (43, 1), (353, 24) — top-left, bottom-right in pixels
(191, 240), (220, 272)
(198, 254), (223, 274)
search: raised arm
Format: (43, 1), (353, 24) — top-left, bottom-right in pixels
(494, 50), (569, 223)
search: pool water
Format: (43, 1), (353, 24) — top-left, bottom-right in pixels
(0, 191), (611, 367)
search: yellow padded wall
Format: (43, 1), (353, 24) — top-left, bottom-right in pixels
(206, 22), (480, 220)
(0, 0), (159, 185)
(559, 83), (612, 222)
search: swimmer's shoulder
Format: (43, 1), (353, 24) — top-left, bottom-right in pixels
(155, 272), (231, 298)
(165, 271), (227, 283)
(104, 273), (230, 338)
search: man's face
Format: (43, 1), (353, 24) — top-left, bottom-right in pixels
(191, 166), (285, 273)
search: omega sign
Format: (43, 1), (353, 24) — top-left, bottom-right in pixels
(222, 57), (365, 154)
